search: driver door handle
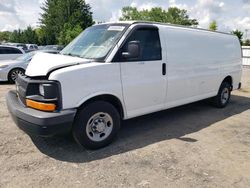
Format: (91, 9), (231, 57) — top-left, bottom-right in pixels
(162, 63), (166, 75)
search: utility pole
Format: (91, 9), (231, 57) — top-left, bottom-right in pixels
(245, 29), (248, 40)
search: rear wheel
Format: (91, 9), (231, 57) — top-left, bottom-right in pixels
(212, 82), (231, 108)
(72, 101), (120, 150)
(8, 68), (24, 84)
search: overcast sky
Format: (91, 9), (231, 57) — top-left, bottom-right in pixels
(0, 0), (250, 37)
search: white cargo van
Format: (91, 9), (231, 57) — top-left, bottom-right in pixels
(7, 21), (242, 149)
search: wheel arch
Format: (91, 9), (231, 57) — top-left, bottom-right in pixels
(221, 75), (233, 90)
(8, 67), (25, 73)
(77, 93), (126, 119)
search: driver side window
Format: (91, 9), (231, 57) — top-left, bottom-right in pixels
(116, 27), (162, 62)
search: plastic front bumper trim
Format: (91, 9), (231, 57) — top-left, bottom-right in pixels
(6, 90), (76, 136)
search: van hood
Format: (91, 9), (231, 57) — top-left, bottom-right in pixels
(25, 52), (89, 77)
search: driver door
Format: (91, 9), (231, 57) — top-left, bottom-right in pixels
(113, 26), (167, 118)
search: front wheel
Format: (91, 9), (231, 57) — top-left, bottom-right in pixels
(72, 101), (120, 150)
(211, 82), (231, 108)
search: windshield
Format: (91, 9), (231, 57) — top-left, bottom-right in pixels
(61, 24), (128, 60)
(16, 51), (36, 61)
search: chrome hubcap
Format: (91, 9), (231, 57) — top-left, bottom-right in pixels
(11, 70), (24, 81)
(86, 112), (113, 142)
(221, 88), (229, 104)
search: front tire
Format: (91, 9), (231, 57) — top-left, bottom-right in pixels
(8, 68), (25, 84)
(212, 82), (231, 108)
(72, 101), (120, 150)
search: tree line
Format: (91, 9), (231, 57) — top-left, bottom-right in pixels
(119, 6), (198, 26)
(0, 27), (39, 44)
(208, 20), (248, 45)
(0, 1), (249, 46)
(0, 0), (93, 45)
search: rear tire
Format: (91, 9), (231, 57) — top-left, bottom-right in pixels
(72, 101), (120, 150)
(8, 68), (24, 84)
(211, 82), (231, 108)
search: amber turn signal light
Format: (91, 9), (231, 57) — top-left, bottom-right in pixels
(26, 99), (56, 112)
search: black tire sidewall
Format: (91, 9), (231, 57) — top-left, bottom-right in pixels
(72, 101), (120, 150)
(215, 82), (231, 108)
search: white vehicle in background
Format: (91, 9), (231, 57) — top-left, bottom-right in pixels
(0, 45), (25, 60)
(242, 46), (250, 66)
(37, 45), (64, 54)
(26, 44), (38, 51)
(7, 21), (242, 149)
(0, 51), (36, 83)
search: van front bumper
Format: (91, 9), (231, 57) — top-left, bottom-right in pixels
(6, 90), (76, 136)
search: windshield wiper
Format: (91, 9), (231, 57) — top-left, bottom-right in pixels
(62, 53), (81, 58)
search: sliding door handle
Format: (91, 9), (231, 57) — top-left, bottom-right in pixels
(162, 63), (166, 75)
(137, 61), (145, 65)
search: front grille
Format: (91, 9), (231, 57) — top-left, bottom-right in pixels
(15, 75), (61, 110)
(16, 75), (29, 105)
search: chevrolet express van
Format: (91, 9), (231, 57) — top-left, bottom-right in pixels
(6, 21), (242, 149)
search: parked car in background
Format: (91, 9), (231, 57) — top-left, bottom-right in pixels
(16, 43), (28, 51)
(38, 45), (64, 52)
(40, 49), (61, 54)
(0, 51), (36, 83)
(41, 49), (62, 54)
(43, 45), (64, 52)
(0, 45), (25, 61)
(38, 46), (45, 50)
(0, 49), (60, 83)
(26, 44), (38, 51)
(5, 43), (28, 52)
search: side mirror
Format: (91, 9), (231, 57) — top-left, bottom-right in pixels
(122, 41), (140, 59)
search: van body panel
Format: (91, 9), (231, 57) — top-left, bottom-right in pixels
(48, 22), (242, 119)
(49, 62), (125, 113)
(9, 21), (242, 123)
(25, 52), (87, 77)
(115, 24), (168, 118)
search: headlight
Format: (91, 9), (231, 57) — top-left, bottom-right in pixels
(39, 84), (45, 96)
(0, 65), (9, 69)
(39, 83), (57, 99)
(26, 82), (61, 112)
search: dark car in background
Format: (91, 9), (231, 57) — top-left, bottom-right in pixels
(16, 43), (28, 51)
(5, 43), (28, 52)
(26, 44), (38, 51)
(39, 45), (64, 54)
(43, 45), (64, 51)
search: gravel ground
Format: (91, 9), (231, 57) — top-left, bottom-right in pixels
(0, 69), (250, 188)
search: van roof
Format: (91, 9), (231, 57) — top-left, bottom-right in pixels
(97, 20), (234, 36)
